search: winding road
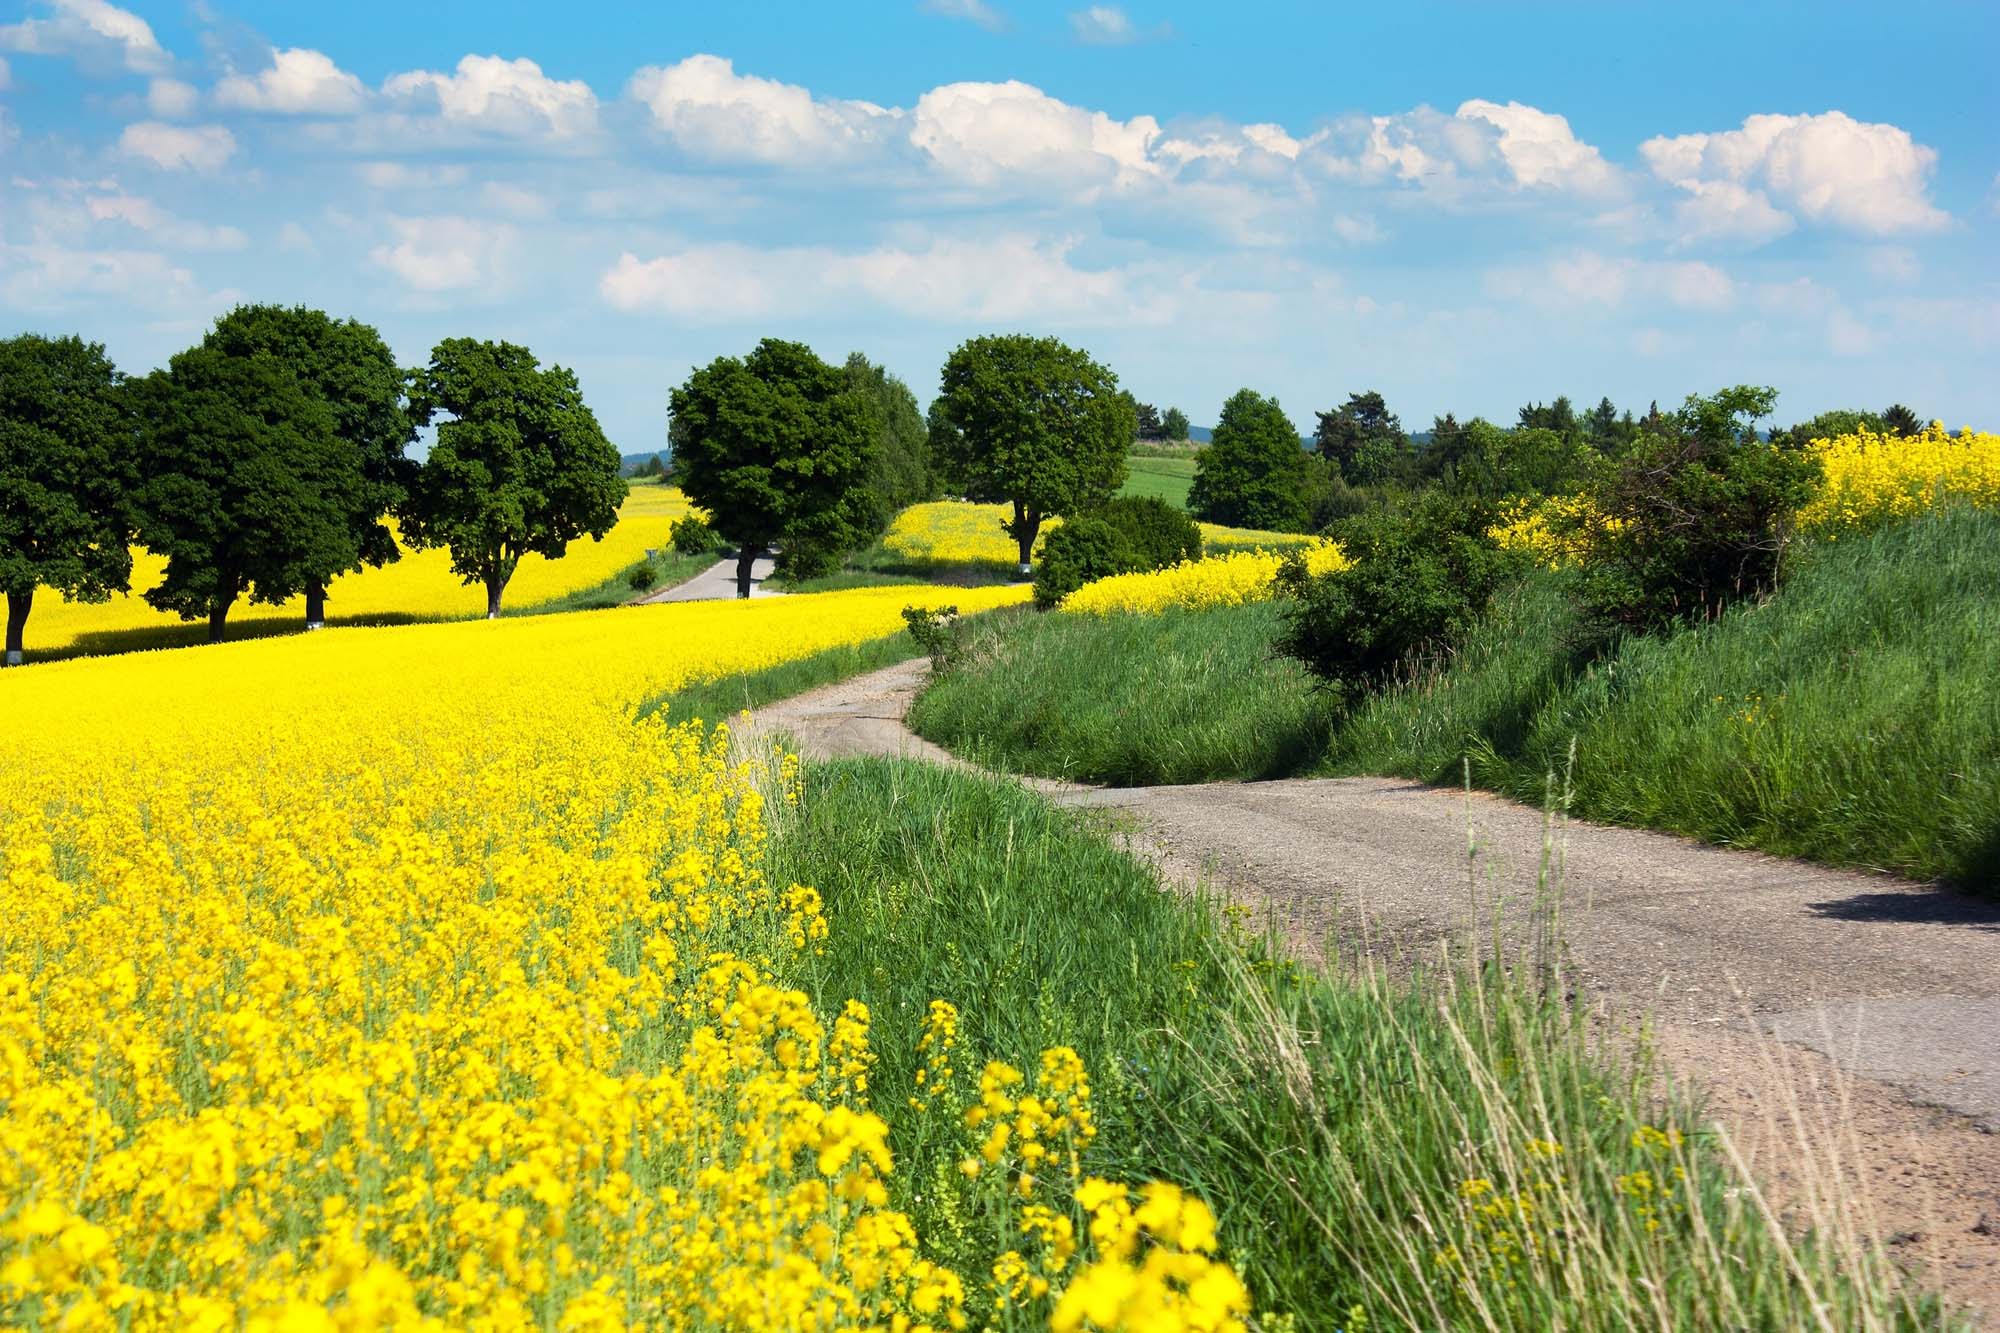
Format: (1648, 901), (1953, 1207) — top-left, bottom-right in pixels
(742, 656), (2000, 1318)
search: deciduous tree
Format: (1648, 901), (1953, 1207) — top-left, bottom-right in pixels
(930, 334), (1133, 573)
(0, 334), (132, 665)
(671, 339), (879, 597)
(1314, 390), (1408, 485)
(1160, 406), (1191, 442)
(1188, 388), (1312, 531)
(402, 339), (626, 617)
(843, 352), (933, 533)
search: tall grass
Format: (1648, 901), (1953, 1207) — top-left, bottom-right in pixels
(910, 601), (1328, 784)
(764, 756), (1949, 1328)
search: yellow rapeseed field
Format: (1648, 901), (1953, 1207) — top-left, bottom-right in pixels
(882, 502), (1315, 571)
(1061, 543), (1348, 616)
(0, 585), (1250, 1331)
(25, 482), (694, 655)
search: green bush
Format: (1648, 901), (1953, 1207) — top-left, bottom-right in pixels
(670, 514), (719, 556)
(1094, 494), (1201, 569)
(772, 539), (842, 582)
(1574, 387), (1818, 633)
(1033, 517), (1137, 609)
(625, 562), (658, 591)
(1275, 492), (1515, 700)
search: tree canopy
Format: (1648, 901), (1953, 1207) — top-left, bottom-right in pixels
(402, 338), (626, 617)
(670, 339), (880, 596)
(1315, 390), (1408, 486)
(130, 343), (363, 641)
(0, 334), (132, 664)
(1188, 388), (1313, 532)
(843, 352), (933, 535)
(931, 334), (1133, 571)
(200, 305), (414, 627)
(1160, 406), (1191, 442)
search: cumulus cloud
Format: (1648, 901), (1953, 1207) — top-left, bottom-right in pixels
(627, 55), (899, 166)
(0, 239), (203, 311)
(215, 48), (366, 115)
(117, 122), (236, 172)
(369, 215), (517, 291)
(146, 77), (197, 118)
(356, 161), (470, 190)
(601, 234), (1185, 325)
(1665, 178), (1795, 248)
(1454, 99), (1616, 193)
(920, 0), (1007, 31)
(0, 0), (166, 75)
(1641, 111), (1946, 235)
(1486, 250), (1735, 312)
(383, 55), (596, 139)
(1304, 100), (1613, 196)
(912, 80), (1161, 191)
(83, 189), (246, 249)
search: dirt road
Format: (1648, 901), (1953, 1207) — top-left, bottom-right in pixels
(744, 657), (2000, 1317)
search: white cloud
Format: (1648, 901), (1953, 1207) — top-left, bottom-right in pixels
(276, 220), (316, 254)
(1641, 111), (1946, 235)
(0, 0), (166, 75)
(83, 189), (245, 249)
(1070, 6), (1137, 44)
(601, 234), (1183, 325)
(1487, 250), (1734, 312)
(627, 55), (899, 167)
(920, 0), (1007, 31)
(357, 161), (470, 190)
(911, 80), (1161, 191)
(0, 55), (11, 91)
(369, 215), (517, 291)
(1665, 179), (1795, 248)
(1454, 99), (1616, 193)
(215, 48), (366, 115)
(1864, 247), (1920, 283)
(383, 55), (596, 139)
(1306, 107), (1492, 188)
(0, 240), (202, 310)
(480, 181), (548, 217)
(117, 122), (236, 172)
(146, 77), (197, 118)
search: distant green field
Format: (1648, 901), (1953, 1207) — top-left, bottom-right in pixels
(1118, 454), (1197, 507)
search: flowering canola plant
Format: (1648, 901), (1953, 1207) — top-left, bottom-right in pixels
(0, 583), (1250, 1330)
(883, 502), (1316, 572)
(25, 482), (695, 654)
(1061, 542), (1348, 616)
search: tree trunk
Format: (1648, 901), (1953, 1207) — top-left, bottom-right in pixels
(207, 601), (230, 644)
(735, 546), (761, 600)
(1013, 503), (1039, 579)
(305, 580), (326, 631)
(485, 575), (505, 619)
(4, 589), (30, 667)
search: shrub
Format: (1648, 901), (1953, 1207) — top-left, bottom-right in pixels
(625, 562), (658, 591)
(1573, 387), (1817, 632)
(1095, 495), (1202, 569)
(1033, 517), (1138, 609)
(773, 539), (842, 582)
(670, 514), (720, 556)
(901, 603), (963, 674)
(1274, 492), (1514, 699)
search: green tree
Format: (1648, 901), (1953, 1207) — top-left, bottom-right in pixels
(1771, 408), (1883, 448)
(843, 352), (933, 532)
(1133, 401), (1163, 440)
(1314, 390), (1408, 484)
(0, 334), (132, 665)
(671, 339), (880, 598)
(1188, 388), (1312, 531)
(1517, 396), (1580, 441)
(1881, 403), (1923, 437)
(931, 334), (1133, 573)
(130, 345), (361, 642)
(200, 305), (414, 629)
(1160, 406), (1191, 442)
(402, 339), (626, 617)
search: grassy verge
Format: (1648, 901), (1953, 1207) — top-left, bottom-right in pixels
(764, 756), (1943, 1327)
(911, 601), (1326, 784)
(641, 631), (924, 728)
(1119, 454), (1197, 508)
(907, 507), (2000, 888)
(507, 548), (717, 615)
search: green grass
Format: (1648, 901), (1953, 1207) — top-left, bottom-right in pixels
(910, 601), (1326, 784)
(504, 548), (718, 615)
(1118, 454), (1198, 508)
(909, 506), (2000, 888)
(759, 756), (1944, 1328)
(640, 631), (926, 728)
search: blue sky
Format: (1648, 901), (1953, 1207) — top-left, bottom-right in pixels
(2, 0), (1995, 452)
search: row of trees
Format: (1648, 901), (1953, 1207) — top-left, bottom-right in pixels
(1, 308), (628, 663)
(1189, 385), (1930, 535)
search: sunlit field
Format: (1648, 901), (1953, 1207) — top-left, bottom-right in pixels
(882, 500), (1317, 573)
(23, 482), (695, 657)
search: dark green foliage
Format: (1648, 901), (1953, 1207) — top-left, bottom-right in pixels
(1159, 406), (1191, 442)
(199, 305), (415, 627)
(0, 333), (131, 663)
(843, 352), (934, 533)
(1770, 407), (1883, 448)
(1576, 386), (1817, 632)
(1032, 516), (1137, 608)
(670, 514), (721, 556)
(1188, 388), (1312, 531)
(130, 343), (372, 642)
(402, 338), (626, 617)
(1094, 495), (1201, 569)
(930, 334), (1134, 569)
(1447, 419), (1600, 499)
(1133, 400), (1163, 440)
(900, 603), (963, 673)
(671, 339), (880, 598)
(1516, 395), (1580, 441)
(631, 453), (669, 479)
(1314, 389), (1409, 486)
(1275, 493), (1514, 700)
(1880, 403), (1923, 437)
(626, 563), (658, 591)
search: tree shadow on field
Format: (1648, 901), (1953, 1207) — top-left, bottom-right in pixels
(34, 611), (436, 667)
